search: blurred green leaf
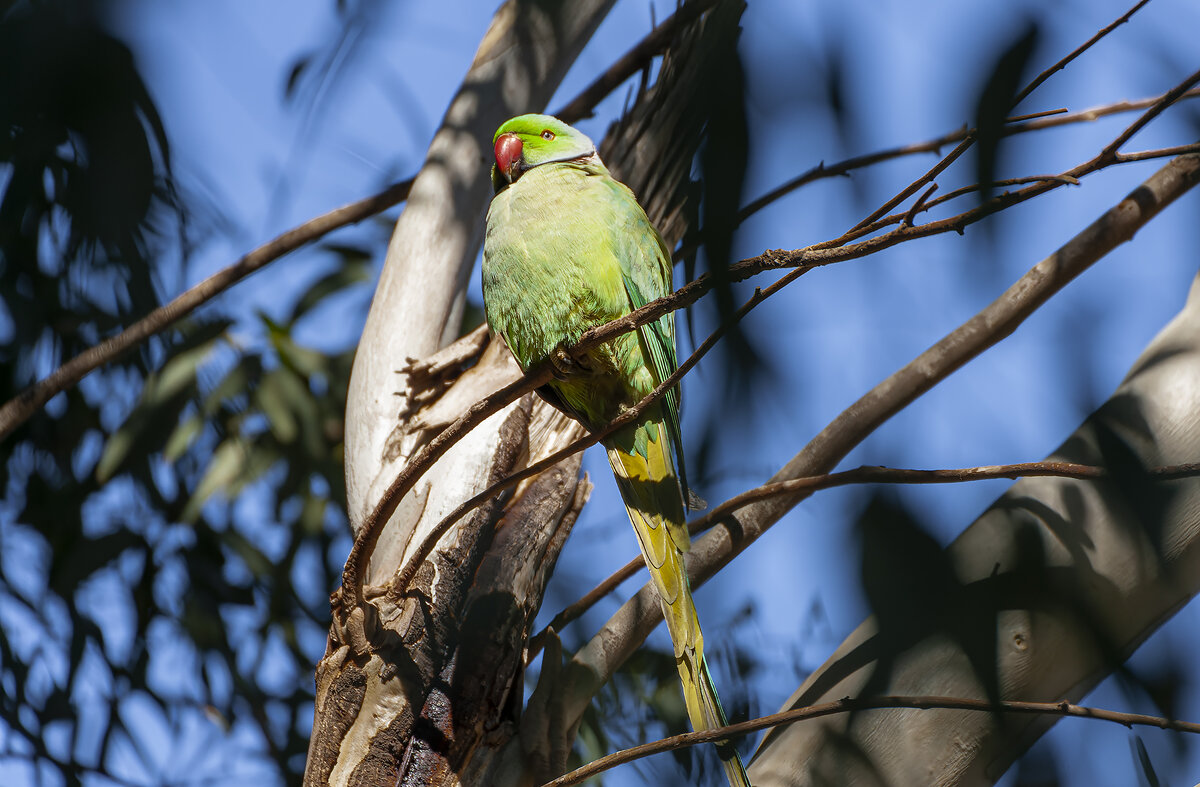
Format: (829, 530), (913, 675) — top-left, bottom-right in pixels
(257, 371), (299, 444)
(163, 413), (203, 462)
(262, 313), (327, 377)
(298, 491), (328, 536)
(224, 529), (273, 579)
(183, 437), (246, 522)
(204, 355), (261, 415)
(96, 339), (219, 482)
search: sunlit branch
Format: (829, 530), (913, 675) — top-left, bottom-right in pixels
(543, 694), (1200, 786)
(528, 460), (1200, 658)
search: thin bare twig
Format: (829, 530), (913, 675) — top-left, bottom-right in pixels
(848, 136), (975, 233)
(901, 183), (938, 227)
(542, 694), (1200, 786)
(725, 87), (1200, 242)
(881, 141), (1200, 227)
(1010, 0), (1151, 108)
(1015, 88), (1200, 133)
(1117, 143), (1200, 163)
(0, 179), (413, 442)
(528, 460), (1200, 657)
(920, 174), (1080, 213)
(1107, 76), (1200, 158)
(849, 0), (1153, 235)
(689, 460), (1200, 532)
(1004, 107), (1068, 123)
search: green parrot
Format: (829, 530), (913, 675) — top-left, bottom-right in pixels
(482, 114), (750, 787)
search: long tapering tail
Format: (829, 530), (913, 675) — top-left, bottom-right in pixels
(606, 424), (751, 787)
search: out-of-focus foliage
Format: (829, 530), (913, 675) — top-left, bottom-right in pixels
(0, 2), (365, 783)
(0, 0), (174, 409)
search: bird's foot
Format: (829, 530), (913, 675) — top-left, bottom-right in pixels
(548, 345), (593, 380)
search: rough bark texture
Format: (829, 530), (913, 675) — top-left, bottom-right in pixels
(308, 0), (614, 782)
(307, 344), (589, 787)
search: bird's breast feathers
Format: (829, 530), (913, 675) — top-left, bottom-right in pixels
(483, 164), (633, 363)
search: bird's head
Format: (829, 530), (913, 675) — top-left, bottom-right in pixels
(491, 114), (597, 189)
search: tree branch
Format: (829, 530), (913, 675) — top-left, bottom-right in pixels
(344, 71), (1200, 604)
(849, 0), (1152, 236)
(0, 179), (412, 443)
(529, 461), (1200, 652)
(559, 150), (1200, 730)
(689, 461), (1200, 531)
(544, 695), (1200, 787)
(1010, 0), (1150, 108)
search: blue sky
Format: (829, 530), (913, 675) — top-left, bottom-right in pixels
(7, 0), (1200, 784)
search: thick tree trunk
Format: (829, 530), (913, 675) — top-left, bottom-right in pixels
(305, 1), (614, 784)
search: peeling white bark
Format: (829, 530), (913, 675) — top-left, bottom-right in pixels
(306, 3), (616, 784)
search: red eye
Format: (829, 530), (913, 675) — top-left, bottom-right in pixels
(541, 129), (555, 140)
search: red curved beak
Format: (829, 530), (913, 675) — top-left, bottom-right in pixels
(494, 133), (523, 183)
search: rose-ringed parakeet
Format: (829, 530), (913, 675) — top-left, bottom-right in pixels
(482, 114), (750, 787)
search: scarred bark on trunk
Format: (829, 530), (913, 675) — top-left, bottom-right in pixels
(306, 0), (614, 782)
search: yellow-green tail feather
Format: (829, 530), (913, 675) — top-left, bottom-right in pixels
(606, 425), (750, 787)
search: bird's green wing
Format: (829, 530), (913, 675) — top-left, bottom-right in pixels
(605, 178), (692, 503)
